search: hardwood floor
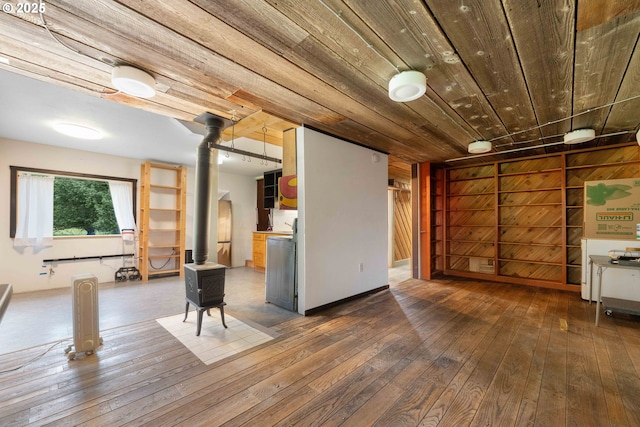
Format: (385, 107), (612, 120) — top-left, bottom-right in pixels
(0, 275), (639, 426)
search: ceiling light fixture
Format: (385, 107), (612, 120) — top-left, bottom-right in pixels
(467, 140), (492, 154)
(53, 122), (103, 140)
(563, 128), (595, 144)
(389, 70), (427, 102)
(111, 65), (156, 98)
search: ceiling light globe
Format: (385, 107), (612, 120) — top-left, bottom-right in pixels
(389, 70), (427, 102)
(53, 122), (103, 140)
(111, 65), (156, 98)
(563, 128), (595, 144)
(468, 140), (492, 154)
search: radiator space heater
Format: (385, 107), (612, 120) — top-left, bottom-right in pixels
(65, 274), (102, 360)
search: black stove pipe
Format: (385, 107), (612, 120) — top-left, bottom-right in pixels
(193, 115), (226, 265)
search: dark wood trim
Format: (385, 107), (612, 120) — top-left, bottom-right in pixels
(303, 285), (390, 316)
(419, 162), (432, 280)
(9, 165), (137, 238)
(9, 165), (136, 183)
(411, 163), (420, 279)
(9, 167), (17, 240)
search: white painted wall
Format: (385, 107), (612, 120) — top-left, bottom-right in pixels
(0, 138), (196, 293)
(1, 138), (256, 292)
(272, 209), (298, 232)
(296, 127), (388, 314)
(218, 171), (258, 267)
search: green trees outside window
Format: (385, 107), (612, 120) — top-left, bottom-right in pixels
(53, 177), (119, 236)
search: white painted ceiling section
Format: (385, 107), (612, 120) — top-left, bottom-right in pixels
(0, 69), (281, 177)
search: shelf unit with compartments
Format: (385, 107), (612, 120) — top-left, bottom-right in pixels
(139, 161), (187, 281)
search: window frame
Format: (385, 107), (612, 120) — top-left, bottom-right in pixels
(10, 165), (137, 238)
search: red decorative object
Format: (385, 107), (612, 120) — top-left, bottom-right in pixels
(279, 175), (297, 210)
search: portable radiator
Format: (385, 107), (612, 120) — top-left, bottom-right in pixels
(67, 274), (101, 359)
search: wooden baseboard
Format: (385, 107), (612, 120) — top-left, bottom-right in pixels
(304, 285), (390, 316)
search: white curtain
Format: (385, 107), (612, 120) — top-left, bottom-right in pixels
(109, 181), (137, 238)
(14, 173), (55, 247)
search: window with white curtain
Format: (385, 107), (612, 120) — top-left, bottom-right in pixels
(108, 180), (137, 234)
(13, 172), (55, 247)
(10, 166), (137, 242)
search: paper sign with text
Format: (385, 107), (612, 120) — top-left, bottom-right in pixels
(584, 177), (640, 239)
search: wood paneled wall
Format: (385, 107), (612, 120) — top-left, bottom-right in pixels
(419, 143), (640, 291)
(391, 185), (411, 262)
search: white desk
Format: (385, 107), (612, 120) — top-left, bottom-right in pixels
(589, 255), (640, 326)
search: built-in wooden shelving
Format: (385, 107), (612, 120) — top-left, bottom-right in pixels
(424, 142), (640, 291)
(138, 161), (187, 281)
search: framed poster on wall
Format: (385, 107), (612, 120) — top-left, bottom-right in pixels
(584, 177), (640, 240)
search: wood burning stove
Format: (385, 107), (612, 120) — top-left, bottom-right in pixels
(182, 113), (233, 336)
(184, 263), (227, 336)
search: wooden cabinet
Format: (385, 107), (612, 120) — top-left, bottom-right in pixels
(252, 233), (267, 271)
(252, 232), (290, 272)
(282, 128), (297, 177)
(139, 161), (186, 280)
(263, 169), (282, 209)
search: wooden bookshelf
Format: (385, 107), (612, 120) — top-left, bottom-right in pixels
(138, 161), (187, 281)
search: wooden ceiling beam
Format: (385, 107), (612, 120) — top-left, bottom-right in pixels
(220, 110), (298, 145)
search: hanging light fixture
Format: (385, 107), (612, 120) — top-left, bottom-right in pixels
(468, 140), (492, 154)
(388, 70), (427, 102)
(563, 128), (595, 144)
(111, 65), (156, 98)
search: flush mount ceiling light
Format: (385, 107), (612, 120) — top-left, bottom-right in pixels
(468, 140), (492, 154)
(389, 70), (427, 102)
(111, 65), (156, 98)
(563, 128), (595, 144)
(53, 122), (103, 140)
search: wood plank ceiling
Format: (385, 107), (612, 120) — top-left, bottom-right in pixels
(0, 0), (639, 175)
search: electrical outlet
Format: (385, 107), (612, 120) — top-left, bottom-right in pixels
(359, 263), (364, 272)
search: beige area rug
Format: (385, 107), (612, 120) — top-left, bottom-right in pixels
(156, 310), (275, 365)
